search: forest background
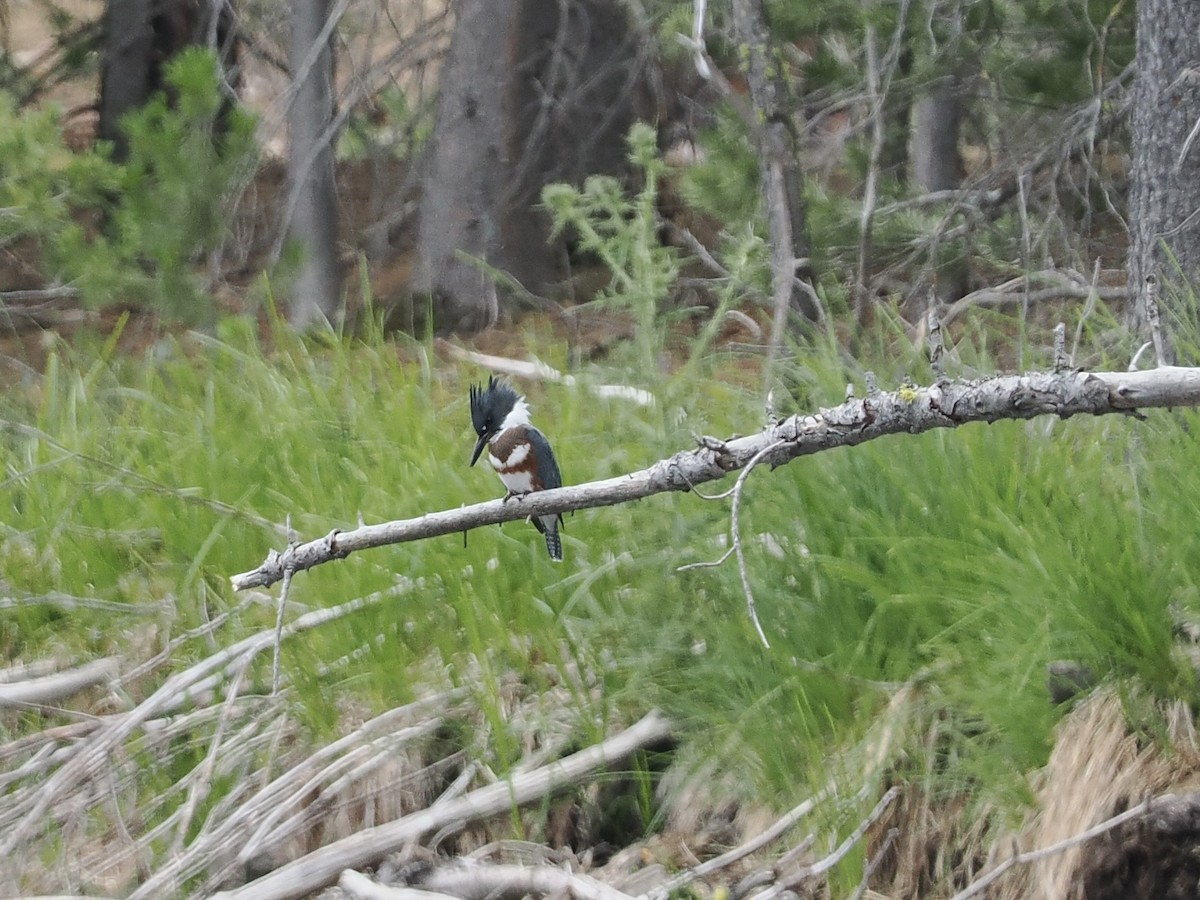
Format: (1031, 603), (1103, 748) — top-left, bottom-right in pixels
(3, 0), (1200, 898)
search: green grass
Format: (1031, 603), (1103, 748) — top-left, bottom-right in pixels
(2, 315), (1198, 890)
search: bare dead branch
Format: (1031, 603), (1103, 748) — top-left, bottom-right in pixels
(232, 365), (1200, 591)
(854, 0), (911, 326)
(652, 784), (838, 900)
(942, 274), (1125, 326)
(651, 683), (914, 900)
(438, 344), (653, 405)
(729, 440), (788, 648)
(0, 588), (402, 857)
(341, 869), (460, 900)
(0, 657), (120, 708)
(765, 787), (900, 895)
(416, 861), (639, 900)
(850, 826), (898, 900)
(210, 710), (674, 900)
(949, 792), (1176, 900)
(273, 515), (299, 695)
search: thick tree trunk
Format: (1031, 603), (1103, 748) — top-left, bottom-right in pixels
(99, 0), (156, 161)
(909, 71), (967, 307)
(286, 0), (342, 329)
(1127, 0), (1200, 363)
(99, 0), (239, 162)
(728, 0), (820, 329)
(416, 0), (651, 335)
(910, 75), (962, 193)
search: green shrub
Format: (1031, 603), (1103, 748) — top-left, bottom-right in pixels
(0, 49), (257, 324)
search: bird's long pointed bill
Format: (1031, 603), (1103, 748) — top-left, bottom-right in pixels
(470, 434), (488, 466)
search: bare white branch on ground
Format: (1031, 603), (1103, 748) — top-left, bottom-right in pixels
(341, 869), (461, 900)
(415, 860), (639, 900)
(651, 783), (841, 900)
(650, 682), (913, 900)
(0, 656), (120, 708)
(751, 786), (900, 899)
(210, 710), (674, 900)
(850, 826), (898, 900)
(948, 792), (1200, 899)
(232, 365), (1200, 592)
(0, 586), (406, 857)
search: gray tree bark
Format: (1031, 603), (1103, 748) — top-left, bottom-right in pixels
(910, 71), (967, 306)
(99, 0), (156, 161)
(910, 74), (962, 193)
(100, 0), (240, 162)
(286, 0), (342, 329)
(728, 0), (820, 328)
(1127, 0), (1200, 363)
(416, 0), (651, 336)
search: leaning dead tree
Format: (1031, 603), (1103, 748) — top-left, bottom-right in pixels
(233, 362), (1200, 592)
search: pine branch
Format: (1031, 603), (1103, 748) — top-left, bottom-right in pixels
(231, 366), (1200, 591)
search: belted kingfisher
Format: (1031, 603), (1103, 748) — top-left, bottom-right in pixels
(469, 376), (564, 561)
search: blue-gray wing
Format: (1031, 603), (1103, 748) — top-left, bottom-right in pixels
(526, 426), (562, 491)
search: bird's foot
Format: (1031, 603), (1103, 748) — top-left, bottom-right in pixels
(502, 489), (531, 503)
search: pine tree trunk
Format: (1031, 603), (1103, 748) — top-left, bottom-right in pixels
(416, 0), (651, 336)
(99, 0), (239, 162)
(728, 0), (820, 328)
(1127, 0), (1200, 363)
(286, 0), (341, 329)
(909, 72), (967, 307)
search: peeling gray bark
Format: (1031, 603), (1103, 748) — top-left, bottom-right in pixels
(728, 0), (819, 327)
(1128, 0), (1200, 359)
(231, 366), (1200, 591)
(286, 0), (342, 329)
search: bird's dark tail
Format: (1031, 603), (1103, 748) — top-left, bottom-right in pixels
(533, 513), (564, 561)
(544, 526), (563, 561)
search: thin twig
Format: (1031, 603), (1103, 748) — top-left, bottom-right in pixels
(1144, 275), (1169, 368)
(854, 0), (910, 326)
(753, 787), (901, 899)
(948, 793), (1159, 900)
(1016, 171), (1033, 369)
(1070, 259), (1102, 367)
(173, 668), (247, 853)
(651, 781), (837, 900)
(273, 516), (298, 695)
(1129, 341), (1154, 372)
(849, 826), (898, 900)
(731, 440), (787, 647)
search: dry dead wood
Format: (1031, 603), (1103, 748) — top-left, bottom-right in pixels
(0, 656), (120, 707)
(211, 710), (674, 900)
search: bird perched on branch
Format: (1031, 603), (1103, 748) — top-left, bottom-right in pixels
(469, 376), (564, 560)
